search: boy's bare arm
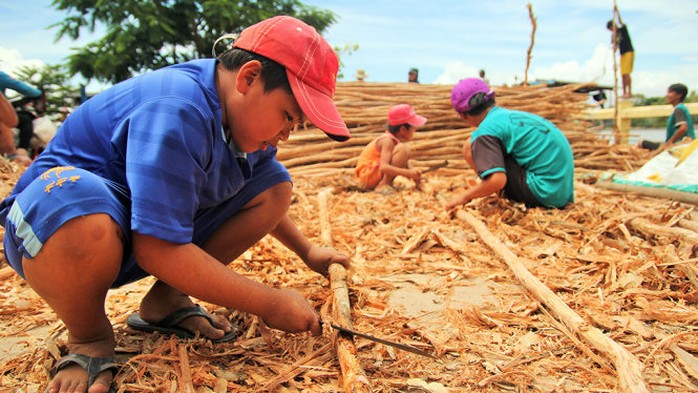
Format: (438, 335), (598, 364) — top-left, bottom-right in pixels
(132, 232), (321, 334)
(271, 214), (350, 275)
(666, 123), (688, 145)
(377, 139), (421, 180)
(0, 95), (18, 128)
(445, 172), (507, 210)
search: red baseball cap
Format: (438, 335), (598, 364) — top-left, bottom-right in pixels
(233, 16), (351, 141)
(387, 104), (427, 127)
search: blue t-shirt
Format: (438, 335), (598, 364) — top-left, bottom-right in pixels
(470, 106), (575, 208)
(0, 59), (283, 244)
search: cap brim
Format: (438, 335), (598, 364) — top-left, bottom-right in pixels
(287, 72), (351, 142)
(408, 114), (427, 127)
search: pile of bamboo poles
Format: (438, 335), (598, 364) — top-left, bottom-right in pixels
(277, 81), (650, 175)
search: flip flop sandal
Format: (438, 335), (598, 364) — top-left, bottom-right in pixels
(51, 354), (118, 393)
(126, 304), (239, 343)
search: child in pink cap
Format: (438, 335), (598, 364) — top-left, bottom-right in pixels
(355, 103), (427, 193)
(445, 78), (574, 210)
(0, 16), (351, 392)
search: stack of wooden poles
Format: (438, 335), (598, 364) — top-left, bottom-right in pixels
(277, 81), (637, 176)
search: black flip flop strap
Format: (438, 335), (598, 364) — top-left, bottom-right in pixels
(157, 304), (214, 328)
(54, 354), (118, 386)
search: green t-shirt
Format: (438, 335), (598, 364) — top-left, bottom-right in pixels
(471, 106), (575, 208)
(666, 103), (695, 142)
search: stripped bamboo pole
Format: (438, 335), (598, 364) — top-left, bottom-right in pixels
(595, 179), (698, 206)
(276, 81), (640, 173)
(318, 188), (372, 393)
(455, 209), (651, 393)
(524, 3), (537, 86)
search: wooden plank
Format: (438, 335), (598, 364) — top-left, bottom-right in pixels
(583, 102), (698, 120)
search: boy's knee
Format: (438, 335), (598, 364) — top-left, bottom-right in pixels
(256, 182), (292, 211)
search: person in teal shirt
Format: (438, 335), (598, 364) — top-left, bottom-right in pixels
(445, 78), (574, 210)
(639, 83), (695, 151)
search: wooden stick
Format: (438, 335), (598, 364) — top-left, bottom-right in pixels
(627, 217), (698, 246)
(524, 3), (537, 86)
(318, 188), (372, 393)
(595, 179), (698, 206)
(455, 209), (651, 393)
(177, 344), (194, 393)
(612, 0), (621, 142)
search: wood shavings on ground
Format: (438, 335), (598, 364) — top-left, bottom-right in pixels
(2, 169), (696, 392)
(0, 83), (696, 392)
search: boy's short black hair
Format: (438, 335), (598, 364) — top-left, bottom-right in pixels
(217, 48), (291, 94)
(462, 92), (496, 116)
(606, 20), (614, 30)
(387, 123), (410, 134)
(668, 83), (688, 102)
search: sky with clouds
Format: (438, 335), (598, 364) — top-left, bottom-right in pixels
(1, 0), (696, 98)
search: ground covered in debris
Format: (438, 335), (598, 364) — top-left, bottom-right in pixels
(0, 82), (696, 392)
(2, 163), (697, 392)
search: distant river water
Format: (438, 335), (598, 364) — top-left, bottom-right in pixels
(594, 128), (664, 145)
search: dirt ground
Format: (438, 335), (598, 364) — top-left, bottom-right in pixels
(1, 154), (697, 392)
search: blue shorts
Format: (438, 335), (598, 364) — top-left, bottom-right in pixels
(3, 162), (290, 288)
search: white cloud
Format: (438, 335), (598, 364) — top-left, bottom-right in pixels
(433, 62), (480, 85)
(432, 40), (698, 99)
(0, 47), (45, 77)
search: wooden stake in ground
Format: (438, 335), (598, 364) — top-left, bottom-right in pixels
(612, 0), (621, 143)
(318, 188), (372, 393)
(524, 3), (537, 86)
(455, 209), (651, 393)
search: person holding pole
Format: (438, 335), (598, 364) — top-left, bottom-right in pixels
(607, 4), (634, 98)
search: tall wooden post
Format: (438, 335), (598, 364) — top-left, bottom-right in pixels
(616, 99), (633, 144)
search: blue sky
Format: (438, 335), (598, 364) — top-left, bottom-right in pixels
(1, 0), (696, 98)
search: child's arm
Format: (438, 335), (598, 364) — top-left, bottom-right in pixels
(133, 233), (322, 335)
(271, 214), (351, 275)
(377, 138), (422, 180)
(445, 172), (507, 210)
(666, 123), (688, 146)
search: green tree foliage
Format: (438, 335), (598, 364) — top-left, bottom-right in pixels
(49, 0), (338, 84)
(12, 64), (79, 117)
(333, 43), (359, 80)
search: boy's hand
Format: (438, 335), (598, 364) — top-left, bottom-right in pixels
(409, 168), (422, 181)
(303, 246), (350, 276)
(263, 288), (322, 335)
(445, 195), (470, 211)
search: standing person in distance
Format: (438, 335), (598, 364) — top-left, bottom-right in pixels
(607, 5), (635, 98)
(408, 68), (420, 83)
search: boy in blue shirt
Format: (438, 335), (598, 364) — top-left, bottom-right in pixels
(445, 78), (574, 210)
(0, 16), (350, 392)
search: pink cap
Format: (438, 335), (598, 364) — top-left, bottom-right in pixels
(233, 16), (351, 141)
(450, 78), (494, 113)
(387, 104), (427, 127)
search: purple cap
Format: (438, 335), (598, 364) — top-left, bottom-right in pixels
(450, 78), (494, 113)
